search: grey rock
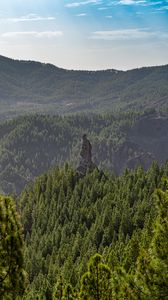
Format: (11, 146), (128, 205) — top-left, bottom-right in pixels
(77, 134), (96, 175)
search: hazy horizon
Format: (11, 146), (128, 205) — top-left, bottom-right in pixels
(0, 0), (168, 70)
(1, 53), (168, 72)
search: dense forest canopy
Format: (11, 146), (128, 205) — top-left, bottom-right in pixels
(0, 195), (25, 299)
(0, 55), (168, 298)
(0, 55), (168, 119)
(1, 162), (168, 299)
(19, 162), (168, 299)
(0, 109), (168, 195)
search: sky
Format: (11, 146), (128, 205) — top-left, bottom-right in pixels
(0, 0), (168, 70)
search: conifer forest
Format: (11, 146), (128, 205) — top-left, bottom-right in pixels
(0, 56), (168, 299)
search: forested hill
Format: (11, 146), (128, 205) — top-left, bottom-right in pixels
(20, 162), (168, 299)
(0, 55), (168, 119)
(1, 110), (168, 194)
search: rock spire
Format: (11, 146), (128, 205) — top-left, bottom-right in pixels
(77, 134), (96, 175)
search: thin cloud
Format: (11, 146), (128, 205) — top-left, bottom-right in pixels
(2, 31), (63, 38)
(0, 14), (55, 24)
(156, 5), (168, 10)
(138, 1), (166, 7)
(76, 13), (87, 16)
(148, 1), (164, 5)
(65, 0), (101, 8)
(119, 0), (147, 5)
(91, 28), (168, 40)
(110, 0), (166, 7)
(109, 0), (147, 6)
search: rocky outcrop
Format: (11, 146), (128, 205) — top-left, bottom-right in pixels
(77, 134), (96, 175)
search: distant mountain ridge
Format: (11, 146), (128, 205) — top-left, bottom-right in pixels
(0, 55), (168, 118)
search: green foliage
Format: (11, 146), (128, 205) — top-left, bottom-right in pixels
(80, 254), (112, 300)
(52, 277), (76, 300)
(63, 283), (76, 300)
(20, 162), (168, 298)
(1, 110), (168, 194)
(111, 184), (168, 299)
(1, 55), (168, 119)
(132, 186), (168, 299)
(53, 276), (64, 300)
(1, 55), (168, 299)
(0, 195), (25, 299)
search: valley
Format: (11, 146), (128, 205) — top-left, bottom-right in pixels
(0, 56), (168, 300)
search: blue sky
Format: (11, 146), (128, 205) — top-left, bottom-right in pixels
(0, 0), (168, 70)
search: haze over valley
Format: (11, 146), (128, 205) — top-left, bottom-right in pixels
(1, 0), (168, 299)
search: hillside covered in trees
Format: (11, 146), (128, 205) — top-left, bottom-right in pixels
(0, 55), (168, 299)
(1, 110), (168, 194)
(1, 111), (168, 299)
(0, 55), (168, 119)
(18, 161), (168, 299)
(0, 195), (25, 299)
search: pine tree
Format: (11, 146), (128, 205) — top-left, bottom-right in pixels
(0, 195), (25, 299)
(79, 254), (112, 300)
(63, 283), (76, 300)
(127, 185), (168, 299)
(53, 276), (64, 300)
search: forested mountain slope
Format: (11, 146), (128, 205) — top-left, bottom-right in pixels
(0, 55), (168, 119)
(20, 162), (168, 299)
(1, 110), (168, 194)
